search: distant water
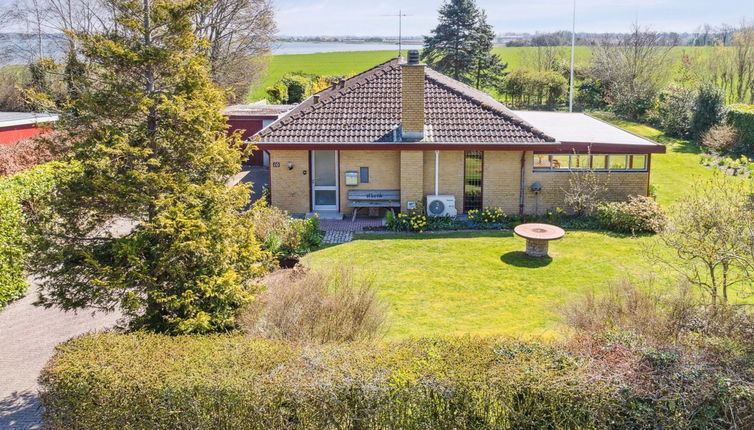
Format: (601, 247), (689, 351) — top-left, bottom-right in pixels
(271, 41), (423, 55)
(0, 35), (422, 65)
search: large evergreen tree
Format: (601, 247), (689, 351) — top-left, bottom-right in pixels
(27, 0), (272, 334)
(421, 0), (507, 89)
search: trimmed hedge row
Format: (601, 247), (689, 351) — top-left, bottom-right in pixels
(0, 162), (74, 308)
(728, 104), (754, 151)
(41, 334), (752, 429)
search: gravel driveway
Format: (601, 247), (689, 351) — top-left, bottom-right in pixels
(0, 281), (120, 429)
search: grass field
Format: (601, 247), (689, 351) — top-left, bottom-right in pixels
(248, 46), (717, 102)
(303, 119), (748, 339)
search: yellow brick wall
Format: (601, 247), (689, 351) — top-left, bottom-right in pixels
(422, 150), (464, 212)
(400, 150), (424, 211)
(522, 152), (650, 215)
(269, 150), (310, 214)
(339, 150), (401, 214)
(401, 65), (425, 133)
(483, 151), (525, 214)
(268, 149), (650, 217)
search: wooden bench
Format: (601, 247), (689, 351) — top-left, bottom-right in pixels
(347, 189), (400, 222)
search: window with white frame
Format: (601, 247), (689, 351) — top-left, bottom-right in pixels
(533, 154), (649, 172)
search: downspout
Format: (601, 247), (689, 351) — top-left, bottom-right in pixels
(519, 151), (526, 215)
(435, 150), (439, 195)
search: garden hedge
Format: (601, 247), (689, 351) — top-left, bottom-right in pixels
(40, 334), (752, 429)
(0, 162), (74, 308)
(728, 104), (754, 151)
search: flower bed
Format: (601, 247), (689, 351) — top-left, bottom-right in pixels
(700, 153), (754, 178)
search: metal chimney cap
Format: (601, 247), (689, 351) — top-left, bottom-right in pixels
(407, 50), (420, 65)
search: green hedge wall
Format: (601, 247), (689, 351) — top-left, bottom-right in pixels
(0, 162), (73, 308)
(40, 334), (752, 430)
(728, 104), (754, 151)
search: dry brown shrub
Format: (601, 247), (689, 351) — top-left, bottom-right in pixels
(241, 266), (387, 344)
(561, 277), (698, 344)
(702, 123), (740, 153)
(0, 137), (57, 176)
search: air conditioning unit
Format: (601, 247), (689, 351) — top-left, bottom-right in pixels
(426, 195), (457, 217)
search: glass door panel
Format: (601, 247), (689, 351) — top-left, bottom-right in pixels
(311, 151), (338, 211)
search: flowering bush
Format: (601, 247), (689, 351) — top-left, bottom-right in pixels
(387, 212), (428, 232)
(467, 207), (507, 226)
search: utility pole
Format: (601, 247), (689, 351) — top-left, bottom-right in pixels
(568, 0), (576, 112)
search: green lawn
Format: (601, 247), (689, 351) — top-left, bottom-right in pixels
(595, 115), (713, 206)
(304, 231), (664, 339)
(303, 119), (741, 339)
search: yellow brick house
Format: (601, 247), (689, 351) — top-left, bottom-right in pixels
(254, 51), (665, 219)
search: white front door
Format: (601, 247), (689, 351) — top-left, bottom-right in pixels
(311, 150), (338, 212)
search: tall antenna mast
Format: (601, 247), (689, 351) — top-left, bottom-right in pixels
(381, 10), (410, 58)
(568, 0), (576, 112)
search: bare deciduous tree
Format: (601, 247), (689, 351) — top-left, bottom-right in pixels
(591, 24), (674, 119)
(562, 152), (610, 216)
(698, 21), (754, 104)
(194, 0), (276, 103)
(653, 175), (754, 305)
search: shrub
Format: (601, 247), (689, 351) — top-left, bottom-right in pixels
(248, 199), (323, 258)
(0, 137), (57, 177)
(563, 169), (609, 216)
(387, 212), (428, 232)
(241, 267), (386, 343)
(727, 104), (754, 153)
(281, 73), (314, 103)
(41, 332), (754, 430)
(702, 123), (741, 153)
(467, 207), (507, 226)
(0, 162), (75, 308)
(40, 334), (612, 430)
(657, 84), (695, 138)
(596, 195), (665, 234)
(691, 82), (727, 138)
(265, 81), (288, 104)
(561, 278), (693, 343)
(575, 78), (607, 109)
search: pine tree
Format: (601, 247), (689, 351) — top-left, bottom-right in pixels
(422, 0), (507, 89)
(28, 0), (272, 334)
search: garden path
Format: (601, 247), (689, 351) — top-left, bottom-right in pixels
(0, 279), (121, 430)
(320, 218), (383, 244)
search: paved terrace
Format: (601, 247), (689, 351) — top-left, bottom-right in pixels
(320, 218), (384, 244)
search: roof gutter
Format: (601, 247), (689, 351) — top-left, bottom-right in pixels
(0, 114), (59, 128)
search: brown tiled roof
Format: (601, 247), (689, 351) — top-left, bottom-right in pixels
(257, 58), (555, 144)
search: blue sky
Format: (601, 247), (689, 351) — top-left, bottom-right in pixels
(276, 0), (750, 36)
(0, 0), (747, 36)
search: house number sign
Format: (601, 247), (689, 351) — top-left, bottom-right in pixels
(272, 162), (281, 167)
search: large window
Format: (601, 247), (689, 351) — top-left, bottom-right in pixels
(533, 154), (649, 172)
(464, 151), (483, 213)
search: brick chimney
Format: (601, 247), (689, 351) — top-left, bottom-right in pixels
(401, 50), (425, 142)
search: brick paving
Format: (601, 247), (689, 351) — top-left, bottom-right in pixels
(0, 280), (121, 429)
(319, 218), (384, 244)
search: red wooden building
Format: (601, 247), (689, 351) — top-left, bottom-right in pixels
(0, 112), (58, 145)
(224, 103), (293, 166)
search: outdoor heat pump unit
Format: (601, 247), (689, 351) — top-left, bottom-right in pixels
(426, 195), (457, 217)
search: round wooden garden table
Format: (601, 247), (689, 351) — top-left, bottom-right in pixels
(513, 223), (565, 258)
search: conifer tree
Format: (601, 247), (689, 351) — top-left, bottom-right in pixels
(28, 0), (272, 334)
(422, 0), (507, 89)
